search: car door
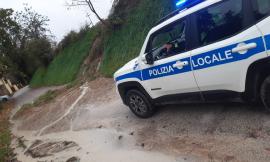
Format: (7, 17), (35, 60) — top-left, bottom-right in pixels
(139, 18), (200, 100)
(190, 0), (268, 100)
(250, 0), (270, 56)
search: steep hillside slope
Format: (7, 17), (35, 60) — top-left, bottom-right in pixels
(30, 28), (99, 87)
(100, 0), (174, 76)
(100, 0), (173, 76)
(30, 0), (174, 86)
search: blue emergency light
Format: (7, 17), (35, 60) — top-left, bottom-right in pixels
(176, 0), (187, 7)
(156, 0), (204, 25)
(176, 0), (204, 8)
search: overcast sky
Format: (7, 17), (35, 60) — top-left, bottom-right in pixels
(0, 0), (113, 41)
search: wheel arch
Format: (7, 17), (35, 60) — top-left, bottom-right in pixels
(244, 57), (270, 102)
(117, 81), (152, 105)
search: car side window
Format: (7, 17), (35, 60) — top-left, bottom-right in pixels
(252, 0), (270, 21)
(195, 0), (243, 47)
(147, 20), (186, 61)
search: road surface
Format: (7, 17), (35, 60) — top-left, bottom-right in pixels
(10, 78), (270, 162)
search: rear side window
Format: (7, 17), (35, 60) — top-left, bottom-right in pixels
(252, 0), (270, 21)
(195, 0), (243, 47)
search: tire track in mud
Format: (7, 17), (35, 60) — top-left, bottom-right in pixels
(38, 86), (89, 136)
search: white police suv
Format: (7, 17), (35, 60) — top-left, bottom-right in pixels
(114, 0), (270, 118)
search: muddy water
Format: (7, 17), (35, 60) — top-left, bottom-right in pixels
(13, 129), (183, 162)
(11, 79), (187, 162)
(10, 78), (270, 162)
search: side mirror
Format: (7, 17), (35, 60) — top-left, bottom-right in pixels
(142, 52), (154, 65)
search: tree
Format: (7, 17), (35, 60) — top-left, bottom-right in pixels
(15, 5), (51, 43)
(14, 5), (54, 79)
(0, 6), (54, 83)
(67, 0), (108, 26)
(0, 8), (20, 78)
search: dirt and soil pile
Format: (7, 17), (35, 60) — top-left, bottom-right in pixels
(25, 140), (78, 158)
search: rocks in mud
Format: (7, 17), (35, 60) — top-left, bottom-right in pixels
(118, 135), (123, 140)
(25, 140), (78, 158)
(29, 140), (43, 149)
(97, 125), (103, 129)
(16, 136), (27, 150)
(66, 156), (80, 162)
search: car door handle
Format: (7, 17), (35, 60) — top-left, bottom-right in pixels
(232, 43), (257, 53)
(173, 61), (189, 69)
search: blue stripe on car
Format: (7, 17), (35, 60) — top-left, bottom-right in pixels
(116, 36), (267, 82)
(192, 36), (265, 71)
(115, 71), (142, 82)
(142, 57), (191, 80)
(265, 35), (270, 50)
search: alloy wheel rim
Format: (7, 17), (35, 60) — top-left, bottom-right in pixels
(129, 95), (147, 115)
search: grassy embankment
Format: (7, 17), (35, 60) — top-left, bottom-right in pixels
(30, 0), (173, 86)
(30, 28), (99, 87)
(100, 0), (173, 76)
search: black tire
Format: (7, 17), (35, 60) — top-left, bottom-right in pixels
(126, 89), (156, 118)
(261, 76), (270, 111)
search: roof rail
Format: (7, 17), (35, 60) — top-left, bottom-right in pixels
(155, 0), (205, 26)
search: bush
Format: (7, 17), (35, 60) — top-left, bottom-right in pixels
(56, 24), (91, 53)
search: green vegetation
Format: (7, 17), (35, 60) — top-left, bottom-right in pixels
(1, 7), (53, 84)
(30, 28), (99, 87)
(100, 0), (173, 76)
(0, 103), (13, 162)
(32, 90), (57, 106)
(0, 121), (11, 161)
(30, 0), (174, 86)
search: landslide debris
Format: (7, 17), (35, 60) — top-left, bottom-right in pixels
(25, 140), (78, 158)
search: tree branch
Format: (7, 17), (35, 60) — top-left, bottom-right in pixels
(67, 0), (108, 27)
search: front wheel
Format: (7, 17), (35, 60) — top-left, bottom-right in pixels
(126, 89), (156, 118)
(261, 76), (270, 111)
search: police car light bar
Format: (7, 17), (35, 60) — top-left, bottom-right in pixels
(176, 0), (204, 8)
(156, 0), (204, 25)
(176, 0), (187, 7)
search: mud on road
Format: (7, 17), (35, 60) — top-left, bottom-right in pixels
(11, 78), (270, 162)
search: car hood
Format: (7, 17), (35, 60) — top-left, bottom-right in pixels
(114, 57), (139, 80)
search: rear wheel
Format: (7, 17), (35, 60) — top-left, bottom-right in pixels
(261, 76), (270, 111)
(126, 89), (155, 118)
